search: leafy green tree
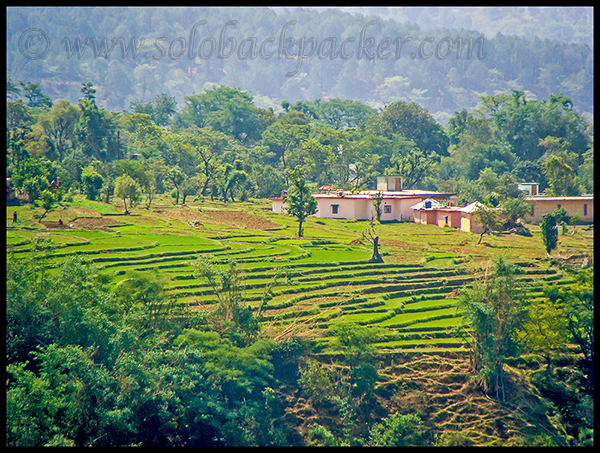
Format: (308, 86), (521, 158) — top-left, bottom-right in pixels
(387, 138), (437, 190)
(115, 270), (172, 330)
(500, 195), (530, 228)
(328, 321), (382, 399)
(473, 204), (502, 245)
(166, 165), (185, 205)
(315, 98), (376, 130)
(74, 83), (120, 162)
(261, 121), (309, 175)
(38, 99), (80, 162)
(7, 71), (22, 100)
(179, 85), (263, 143)
(250, 164), (286, 199)
(283, 166), (318, 237)
(80, 165), (104, 200)
(545, 269), (594, 394)
(577, 147), (593, 194)
(542, 154), (582, 196)
(457, 258), (527, 401)
(369, 100), (449, 157)
(80, 81), (96, 101)
(114, 174), (141, 213)
(21, 81), (53, 108)
(131, 92), (178, 127)
(372, 191), (384, 222)
(11, 157), (51, 203)
(192, 258), (259, 346)
(367, 413), (428, 446)
(477, 167), (500, 193)
(540, 212), (559, 255)
(300, 137), (335, 186)
(298, 360), (335, 406)
(220, 162), (248, 203)
(180, 174), (204, 205)
(38, 189), (57, 222)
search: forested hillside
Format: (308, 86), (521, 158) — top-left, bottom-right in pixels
(6, 7), (594, 123)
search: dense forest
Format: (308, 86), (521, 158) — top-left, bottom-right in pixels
(6, 7), (594, 124)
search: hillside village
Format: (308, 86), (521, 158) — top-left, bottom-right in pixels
(270, 175), (594, 234)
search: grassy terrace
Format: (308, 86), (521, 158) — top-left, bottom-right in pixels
(6, 194), (593, 355)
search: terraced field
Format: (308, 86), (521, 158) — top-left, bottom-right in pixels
(7, 195), (592, 357)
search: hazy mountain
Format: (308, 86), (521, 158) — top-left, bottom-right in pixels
(6, 7), (593, 123)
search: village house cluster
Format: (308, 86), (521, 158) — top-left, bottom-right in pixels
(270, 176), (594, 233)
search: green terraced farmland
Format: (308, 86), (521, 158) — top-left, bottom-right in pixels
(6, 194), (593, 356)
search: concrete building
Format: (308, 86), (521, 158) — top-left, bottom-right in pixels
(410, 199), (488, 233)
(517, 182), (540, 196)
(313, 190), (451, 222)
(525, 195), (594, 224)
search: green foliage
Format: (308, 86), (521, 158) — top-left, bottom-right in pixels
(457, 258), (527, 400)
(283, 166), (318, 237)
(542, 154), (582, 196)
(114, 174), (141, 212)
(193, 257), (259, 345)
(38, 189), (57, 221)
(11, 157), (52, 203)
(500, 195), (530, 226)
(298, 360), (335, 405)
(80, 165), (104, 200)
(367, 413), (429, 446)
(540, 212), (559, 255)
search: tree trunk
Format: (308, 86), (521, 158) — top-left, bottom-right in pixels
(369, 236), (384, 263)
(477, 226), (490, 245)
(298, 220), (303, 237)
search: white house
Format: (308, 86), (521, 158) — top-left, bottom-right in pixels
(269, 196), (286, 214)
(270, 176), (452, 222)
(313, 191), (432, 222)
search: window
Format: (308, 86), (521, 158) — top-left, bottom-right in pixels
(584, 204), (588, 216)
(331, 204), (339, 214)
(384, 205), (392, 214)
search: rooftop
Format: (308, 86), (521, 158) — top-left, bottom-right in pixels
(314, 189), (453, 199)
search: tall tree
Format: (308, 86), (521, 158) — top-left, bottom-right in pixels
(363, 217), (384, 263)
(540, 212), (559, 256)
(542, 154), (582, 196)
(114, 174), (141, 213)
(369, 100), (449, 157)
(283, 166), (318, 237)
(179, 85), (263, 143)
(39, 100), (80, 162)
(457, 258), (527, 401)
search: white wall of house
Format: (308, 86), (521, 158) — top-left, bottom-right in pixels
(315, 196), (371, 219)
(315, 195), (424, 221)
(270, 198), (285, 213)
